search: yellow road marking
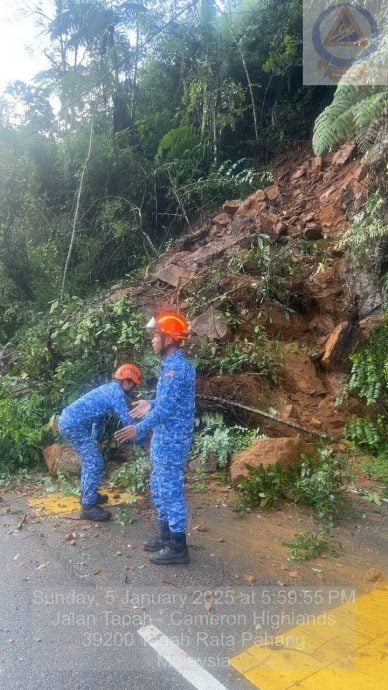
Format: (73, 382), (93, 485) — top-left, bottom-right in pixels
(28, 488), (139, 514)
(229, 584), (388, 689)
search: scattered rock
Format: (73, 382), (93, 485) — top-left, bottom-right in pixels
(303, 224), (323, 241)
(212, 212), (232, 226)
(230, 437), (317, 484)
(365, 568), (383, 582)
(332, 142), (356, 166)
(236, 189), (266, 217)
(222, 199), (242, 217)
(256, 211), (278, 234)
(243, 574), (257, 584)
(320, 321), (362, 371)
(273, 221), (288, 238)
(192, 522), (209, 532)
(291, 165), (307, 181)
(319, 204), (346, 228)
(265, 184), (280, 201)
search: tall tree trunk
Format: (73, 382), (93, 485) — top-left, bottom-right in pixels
(230, 28), (259, 144)
(130, 5), (141, 128)
(60, 115), (94, 301)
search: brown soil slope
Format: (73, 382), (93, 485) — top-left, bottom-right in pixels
(110, 142), (381, 440)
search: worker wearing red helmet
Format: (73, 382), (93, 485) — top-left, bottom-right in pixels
(58, 363), (142, 521)
(115, 311), (196, 565)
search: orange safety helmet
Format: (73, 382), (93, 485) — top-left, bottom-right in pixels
(114, 363), (142, 385)
(146, 311), (189, 340)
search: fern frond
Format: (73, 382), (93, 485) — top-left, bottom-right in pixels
(312, 85), (366, 154)
(354, 90), (388, 129)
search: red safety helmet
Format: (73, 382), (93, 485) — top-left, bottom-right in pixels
(146, 311), (189, 340)
(114, 363), (142, 385)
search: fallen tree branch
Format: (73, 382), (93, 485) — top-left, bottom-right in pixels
(196, 393), (334, 441)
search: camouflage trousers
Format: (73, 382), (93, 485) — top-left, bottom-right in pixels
(150, 456), (187, 533)
(58, 417), (103, 506)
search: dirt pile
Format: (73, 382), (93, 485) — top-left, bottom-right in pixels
(111, 142), (379, 439)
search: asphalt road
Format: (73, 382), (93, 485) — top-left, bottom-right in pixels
(1, 489), (370, 690)
(0, 496), (258, 690)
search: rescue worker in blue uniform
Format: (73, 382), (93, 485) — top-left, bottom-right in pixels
(115, 312), (195, 565)
(58, 363), (142, 522)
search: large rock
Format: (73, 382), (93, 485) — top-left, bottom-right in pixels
(212, 212), (232, 227)
(265, 184), (280, 201)
(190, 306), (230, 340)
(320, 321), (362, 371)
(318, 203), (346, 228)
(230, 437), (316, 484)
(281, 351), (326, 395)
(332, 142), (356, 166)
(43, 444), (81, 477)
(222, 200), (242, 217)
(154, 264), (195, 288)
(236, 189), (267, 217)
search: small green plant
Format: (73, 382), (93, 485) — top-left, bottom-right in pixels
(109, 447), (151, 494)
(345, 417), (388, 455)
(359, 489), (385, 505)
(191, 466), (208, 493)
(340, 192), (388, 268)
(234, 463), (293, 512)
(194, 331), (281, 380)
(283, 531), (341, 562)
(191, 413), (262, 470)
(57, 470), (80, 497)
(348, 321), (388, 408)
(293, 450), (349, 528)
(185, 268), (232, 317)
(113, 504), (136, 525)
(361, 452), (388, 485)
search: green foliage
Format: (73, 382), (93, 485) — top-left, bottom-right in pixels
(234, 463), (292, 511)
(348, 321), (388, 407)
(340, 192), (388, 269)
(0, 295), (157, 471)
(235, 448), (349, 527)
(194, 331), (281, 380)
(108, 447), (151, 494)
(293, 450), (349, 528)
(191, 412), (262, 469)
(283, 531), (341, 562)
(155, 126), (201, 164)
(0, 384), (52, 472)
(313, 84), (388, 164)
(361, 454), (388, 485)
(345, 417), (388, 456)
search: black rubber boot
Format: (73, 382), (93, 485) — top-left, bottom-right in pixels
(149, 532), (189, 565)
(144, 521), (171, 552)
(80, 504), (112, 521)
(97, 492), (109, 504)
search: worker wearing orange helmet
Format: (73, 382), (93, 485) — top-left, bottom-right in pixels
(58, 363), (142, 521)
(115, 311), (196, 565)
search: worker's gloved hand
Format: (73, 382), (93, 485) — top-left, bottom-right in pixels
(114, 425), (137, 443)
(131, 399), (151, 419)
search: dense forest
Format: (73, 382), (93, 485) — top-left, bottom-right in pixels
(0, 0), (387, 472)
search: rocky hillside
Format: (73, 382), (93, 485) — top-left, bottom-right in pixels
(108, 142), (382, 440)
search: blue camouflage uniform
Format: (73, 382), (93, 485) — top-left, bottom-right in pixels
(58, 382), (137, 506)
(134, 349), (196, 533)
